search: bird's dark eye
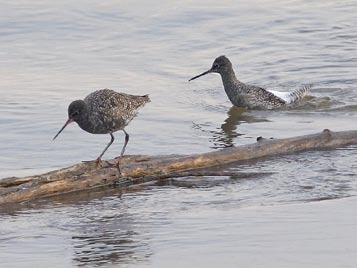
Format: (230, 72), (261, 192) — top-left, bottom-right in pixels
(213, 64), (219, 69)
(72, 111), (79, 117)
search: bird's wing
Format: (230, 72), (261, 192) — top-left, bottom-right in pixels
(245, 85), (286, 109)
(266, 90), (292, 102)
(85, 89), (149, 113)
(85, 89), (149, 126)
(267, 85), (310, 104)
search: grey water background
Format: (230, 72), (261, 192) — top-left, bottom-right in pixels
(1, 0), (357, 267)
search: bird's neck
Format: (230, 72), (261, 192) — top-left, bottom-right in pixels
(220, 67), (246, 99)
(76, 109), (92, 133)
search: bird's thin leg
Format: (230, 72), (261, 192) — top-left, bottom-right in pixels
(116, 130), (129, 173)
(95, 133), (115, 166)
(120, 129), (130, 157)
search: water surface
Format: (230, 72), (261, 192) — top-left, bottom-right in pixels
(1, 0), (357, 267)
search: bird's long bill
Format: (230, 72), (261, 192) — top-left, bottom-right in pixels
(53, 118), (73, 140)
(188, 69), (212, 81)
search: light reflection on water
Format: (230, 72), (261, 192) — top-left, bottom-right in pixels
(1, 0), (357, 267)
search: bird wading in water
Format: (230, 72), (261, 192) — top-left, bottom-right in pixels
(189, 55), (310, 110)
(53, 89), (150, 172)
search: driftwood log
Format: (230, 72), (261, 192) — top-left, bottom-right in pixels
(1, 129), (357, 205)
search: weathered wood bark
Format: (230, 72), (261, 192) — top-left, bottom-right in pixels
(1, 129), (357, 205)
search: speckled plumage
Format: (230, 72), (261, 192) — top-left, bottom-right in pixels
(80, 89), (149, 134)
(53, 88), (150, 169)
(189, 55), (309, 110)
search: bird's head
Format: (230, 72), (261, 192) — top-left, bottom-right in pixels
(68, 100), (87, 122)
(53, 100), (87, 140)
(189, 55), (233, 81)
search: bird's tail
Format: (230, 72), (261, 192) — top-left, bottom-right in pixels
(287, 84), (311, 103)
(141, 94), (150, 103)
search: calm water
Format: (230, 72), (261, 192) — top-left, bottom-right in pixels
(1, 0), (357, 267)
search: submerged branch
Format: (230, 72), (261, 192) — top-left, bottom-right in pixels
(1, 129), (357, 205)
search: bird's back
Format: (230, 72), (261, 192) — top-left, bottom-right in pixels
(220, 74), (286, 109)
(237, 83), (286, 109)
(84, 89), (150, 133)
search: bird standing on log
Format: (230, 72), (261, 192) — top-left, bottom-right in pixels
(189, 55), (309, 110)
(53, 89), (150, 171)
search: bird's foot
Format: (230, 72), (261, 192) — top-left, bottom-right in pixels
(82, 158), (104, 168)
(107, 160), (122, 176)
(95, 158), (104, 168)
